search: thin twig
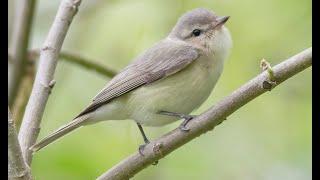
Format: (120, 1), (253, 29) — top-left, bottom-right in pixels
(8, 108), (32, 180)
(59, 51), (117, 77)
(18, 0), (82, 165)
(28, 49), (117, 77)
(97, 47), (312, 180)
(8, 0), (36, 106)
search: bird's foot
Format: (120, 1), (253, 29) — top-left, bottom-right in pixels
(179, 115), (197, 132)
(138, 143), (148, 156)
(138, 141), (158, 165)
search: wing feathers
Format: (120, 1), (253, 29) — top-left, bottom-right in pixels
(76, 40), (199, 118)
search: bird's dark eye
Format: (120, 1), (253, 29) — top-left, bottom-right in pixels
(192, 29), (201, 36)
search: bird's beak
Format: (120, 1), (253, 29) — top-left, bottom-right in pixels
(213, 16), (230, 28)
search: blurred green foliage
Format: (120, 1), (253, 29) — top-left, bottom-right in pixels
(9, 0), (311, 179)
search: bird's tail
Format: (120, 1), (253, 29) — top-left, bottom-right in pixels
(30, 114), (91, 152)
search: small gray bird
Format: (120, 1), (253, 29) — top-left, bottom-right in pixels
(31, 8), (232, 154)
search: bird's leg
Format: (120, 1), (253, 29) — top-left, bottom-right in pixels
(136, 123), (158, 165)
(137, 122), (150, 155)
(158, 111), (197, 132)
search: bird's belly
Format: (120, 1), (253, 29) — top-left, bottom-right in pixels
(127, 56), (223, 126)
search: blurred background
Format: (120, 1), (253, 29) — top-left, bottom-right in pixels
(8, 0), (311, 179)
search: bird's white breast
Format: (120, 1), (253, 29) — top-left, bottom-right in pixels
(125, 52), (224, 126)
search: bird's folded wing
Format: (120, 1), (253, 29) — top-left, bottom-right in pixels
(75, 40), (199, 118)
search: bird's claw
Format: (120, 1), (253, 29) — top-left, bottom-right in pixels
(179, 115), (196, 132)
(138, 143), (159, 166)
(179, 124), (190, 132)
(139, 144), (147, 156)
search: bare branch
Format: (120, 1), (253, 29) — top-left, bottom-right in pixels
(28, 49), (117, 78)
(8, 108), (32, 180)
(18, 0), (82, 165)
(59, 51), (118, 77)
(97, 47), (312, 180)
(8, 0), (36, 106)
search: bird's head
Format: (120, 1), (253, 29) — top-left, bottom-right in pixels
(169, 8), (232, 55)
